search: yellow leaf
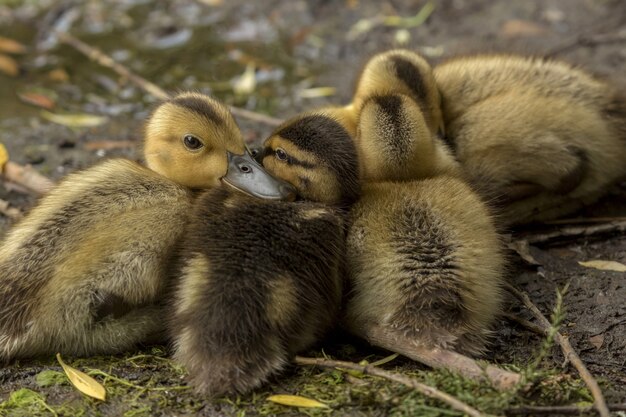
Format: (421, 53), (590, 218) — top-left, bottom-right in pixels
(41, 111), (108, 128)
(0, 143), (9, 171)
(56, 353), (106, 401)
(298, 87), (336, 99)
(0, 54), (19, 77)
(232, 63), (256, 95)
(0, 36), (27, 54)
(267, 394), (329, 409)
(578, 260), (626, 272)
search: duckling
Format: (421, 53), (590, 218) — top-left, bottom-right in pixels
(0, 92), (291, 361)
(432, 54), (626, 224)
(346, 49), (461, 182)
(260, 107), (504, 356)
(169, 113), (355, 396)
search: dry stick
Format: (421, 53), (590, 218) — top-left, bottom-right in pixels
(294, 355), (490, 417)
(363, 324), (521, 391)
(514, 220), (626, 246)
(0, 199), (22, 221)
(56, 32), (283, 127)
(3, 161), (56, 195)
(505, 284), (610, 417)
(501, 312), (546, 337)
(506, 403), (626, 416)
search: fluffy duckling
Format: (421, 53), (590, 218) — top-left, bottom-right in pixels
(345, 49), (460, 182)
(0, 92), (291, 361)
(260, 108), (504, 356)
(169, 113), (356, 396)
(433, 54), (626, 224)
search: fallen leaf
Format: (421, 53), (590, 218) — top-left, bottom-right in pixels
(48, 68), (70, 83)
(0, 54), (19, 77)
(0, 36), (26, 54)
(56, 353), (106, 401)
(578, 260), (626, 272)
(0, 143), (9, 171)
(501, 19), (548, 37)
(83, 140), (136, 151)
(267, 394), (329, 409)
(41, 110), (108, 128)
(232, 63), (256, 95)
(589, 334), (604, 350)
(508, 240), (542, 266)
(18, 91), (56, 110)
(370, 353), (399, 367)
(298, 86), (336, 99)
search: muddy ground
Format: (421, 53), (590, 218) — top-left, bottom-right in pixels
(0, 0), (624, 416)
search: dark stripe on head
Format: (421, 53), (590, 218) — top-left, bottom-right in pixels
(276, 115), (360, 207)
(371, 95), (412, 160)
(172, 96), (223, 125)
(391, 56), (428, 106)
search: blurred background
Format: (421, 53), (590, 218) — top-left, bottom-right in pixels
(0, 0), (624, 185)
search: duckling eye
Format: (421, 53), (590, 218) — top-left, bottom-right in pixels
(183, 135), (203, 151)
(275, 148), (288, 161)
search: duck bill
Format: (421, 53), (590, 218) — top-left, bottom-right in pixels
(221, 150), (297, 201)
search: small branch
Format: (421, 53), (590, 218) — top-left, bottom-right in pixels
(0, 199), (23, 221)
(3, 161), (56, 195)
(363, 324), (521, 391)
(56, 32), (283, 127)
(294, 355), (490, 417)
(543, 216), (626, 225)
(502, 312), (546, 337)
(505, 284), (610, 417)
(514, 220), (626, 246)
(506, 403), (626, 416)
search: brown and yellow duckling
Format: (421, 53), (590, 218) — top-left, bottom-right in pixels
(0, 92), (289, 361)
(169, 113), (356, 396)
(259, 107), (505, 356)
(433, 54), (626, 224)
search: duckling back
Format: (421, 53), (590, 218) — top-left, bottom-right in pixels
(345, 176), (504, 355)
(434, 55), (626, 224)
(0, 159), (193, 360)
(170, 187), (344, 396)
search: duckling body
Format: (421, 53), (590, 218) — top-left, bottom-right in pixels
(434, 55), (626, 224)
(170, 114), (355, 396)
(344, 178), (503, 354)
(260, 109), (505, 356)
(170, 188), (344, 396)
(0, 92), (287, 361)
(0, 160), (192, 359)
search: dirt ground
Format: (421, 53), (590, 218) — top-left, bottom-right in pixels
(0, 0), (624, 416)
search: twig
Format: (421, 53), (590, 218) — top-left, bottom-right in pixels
(543, 216), (626, 225)
(3, 161), (56, 195)
(506, 403), (626, 416)
(502, 312), (546, 337)
(294, 355), (490, 417)
(0, 199), (23, 221)
(362, 324), (521, 391)
(514, 220), (626, 246)
(56, 32), (283, 127)
(505, 284), (610, 417)
(546, 30), (626, 57)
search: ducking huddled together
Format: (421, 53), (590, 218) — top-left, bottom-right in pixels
(0, 49), (625, 397)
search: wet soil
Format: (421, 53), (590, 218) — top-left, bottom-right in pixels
(0, 0), (624, 415)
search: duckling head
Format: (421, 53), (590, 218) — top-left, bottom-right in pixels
(353, 49), (444, 136)
(144, 92), (295, 200)
(261, 109), (361, 208)
(356, 93), (451, 182)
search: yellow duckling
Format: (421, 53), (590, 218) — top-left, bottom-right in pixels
(260, 108), (505, 356)
(335, 49), (461, 183)
(0, 92), (292, 361)
(169, 113), (355, 396)
(433, 54), (626, 224)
